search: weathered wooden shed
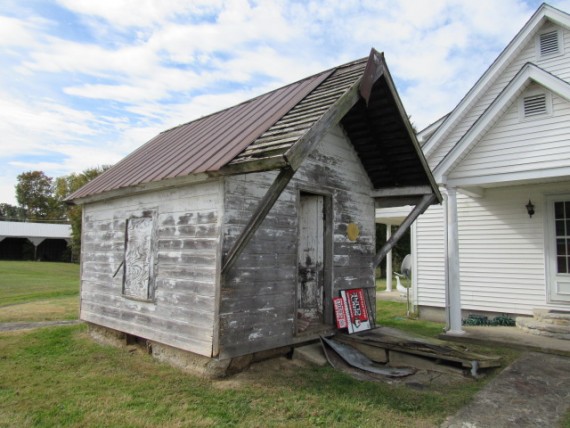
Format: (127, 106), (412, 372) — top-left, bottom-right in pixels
(68, 49), (440, 369)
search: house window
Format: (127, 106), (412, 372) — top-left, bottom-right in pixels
(537, 29), (563, 58)
(554, 201), (570, 274)
(123, 214), (157, 301)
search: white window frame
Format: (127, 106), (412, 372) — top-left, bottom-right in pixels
(544, 194), (570, 304)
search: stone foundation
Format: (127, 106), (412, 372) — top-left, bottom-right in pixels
(87, 323), (292, 378)
(516, 309), (570, 340)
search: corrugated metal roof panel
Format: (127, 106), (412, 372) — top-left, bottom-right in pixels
(68, 50), (439, 203)
(69, 68), (333, 200)
(229, 58), (367, 167)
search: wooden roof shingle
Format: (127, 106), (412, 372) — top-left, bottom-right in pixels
(69, 49), (439, 205)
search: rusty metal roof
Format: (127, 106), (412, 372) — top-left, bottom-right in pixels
(68, 66), (337, 200)
(68, 51), (438, 203)
(228, 59), (367, 167)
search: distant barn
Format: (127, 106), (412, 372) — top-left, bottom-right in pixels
(0, 221), (71, 261)
(68, 49), (439, 375)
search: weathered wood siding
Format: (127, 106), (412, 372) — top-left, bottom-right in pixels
(416, 182), (570, 315)
(220, 124), (376, 358)
(429, 22), (570, 168)
(80, 180), (223, 356)
(449, 84), (570, 180)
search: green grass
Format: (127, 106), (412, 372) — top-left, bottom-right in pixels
(376, 277), (387, 292)
(0, 262), (526, 427)
(0, 324), (503, 428)
(376, 300), (445, 337)
(0, 261), (80, 322)
(0, 261), (79, 307)
(0, 297), (79, 322)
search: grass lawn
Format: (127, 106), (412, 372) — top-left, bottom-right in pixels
(0, 262), (537, 427)
(0, 261), (80, 321)
(0, 324), (508, 428)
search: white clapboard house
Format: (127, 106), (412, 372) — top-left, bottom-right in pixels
(68, 49), (439, 373)
(395, 3), (570, 334)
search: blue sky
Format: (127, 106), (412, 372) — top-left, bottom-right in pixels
(0, 0), (565, 204)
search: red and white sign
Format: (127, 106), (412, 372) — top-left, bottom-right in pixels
(340, 288), (371, 333)
(333, 297), (348, 329)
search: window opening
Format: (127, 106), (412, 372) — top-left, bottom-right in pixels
(123, 215), (156, 300)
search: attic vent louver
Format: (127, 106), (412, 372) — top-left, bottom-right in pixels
(540, 31), (559, 56)
(523, 94), (547, 117)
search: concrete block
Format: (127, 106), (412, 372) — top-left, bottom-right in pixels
(294, 342), (328, 366)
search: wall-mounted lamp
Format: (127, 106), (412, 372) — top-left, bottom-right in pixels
(526, 199), (535, 218)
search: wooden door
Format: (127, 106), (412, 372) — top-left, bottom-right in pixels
(297, 194), (325, 333)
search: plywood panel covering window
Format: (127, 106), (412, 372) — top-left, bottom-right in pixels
(123, 215), (156, 300)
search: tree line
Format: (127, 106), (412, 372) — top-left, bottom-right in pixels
(0, 167), (109, 261)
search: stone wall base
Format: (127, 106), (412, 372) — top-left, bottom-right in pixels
(87, 323), (292, 378)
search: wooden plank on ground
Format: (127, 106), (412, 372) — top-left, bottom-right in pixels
(335, 326), (501, 370)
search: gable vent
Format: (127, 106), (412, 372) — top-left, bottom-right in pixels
(523, 94), (547, 117)
(539, 31), (559, 56)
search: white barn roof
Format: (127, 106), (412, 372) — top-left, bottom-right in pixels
(0, 221), (71, 240)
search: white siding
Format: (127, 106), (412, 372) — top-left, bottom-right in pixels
(449, 88), (570, 180)
(416, 181), (570, 315)
(429, 22), (570, 168)
(417, 18), (570, 316)
(415, 203), (446, 307)
(81, 180), (223, 357)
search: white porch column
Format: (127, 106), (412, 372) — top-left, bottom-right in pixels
(385, 225), (393, 292)
(446, 187), (464, 334)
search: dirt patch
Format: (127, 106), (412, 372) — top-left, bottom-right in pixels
(212, 357), (312, 390)
(210, 350), (475, 393)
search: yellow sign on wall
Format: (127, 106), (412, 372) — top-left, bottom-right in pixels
(347, 223), (360, 241)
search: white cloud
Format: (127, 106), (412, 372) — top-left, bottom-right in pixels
(55, 0), (221, 28)
(0, 16), (42, 47)
(0, 0), (565, 206)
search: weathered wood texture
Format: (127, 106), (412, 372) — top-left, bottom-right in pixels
(336, 327), (501, 370)
(219, 125), (376, 358)
(80, 180), (223, 357)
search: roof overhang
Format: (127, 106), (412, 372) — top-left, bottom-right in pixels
(423, 3), (570, 158)
(341, 49), (442, 206)
(434, 63), (570, 184)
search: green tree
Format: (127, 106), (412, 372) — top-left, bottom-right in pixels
(15, 171), (64, 221)
(0, 203), (27, 221)
(375, 223), (411, 278)
(55, 166), (110, 261)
